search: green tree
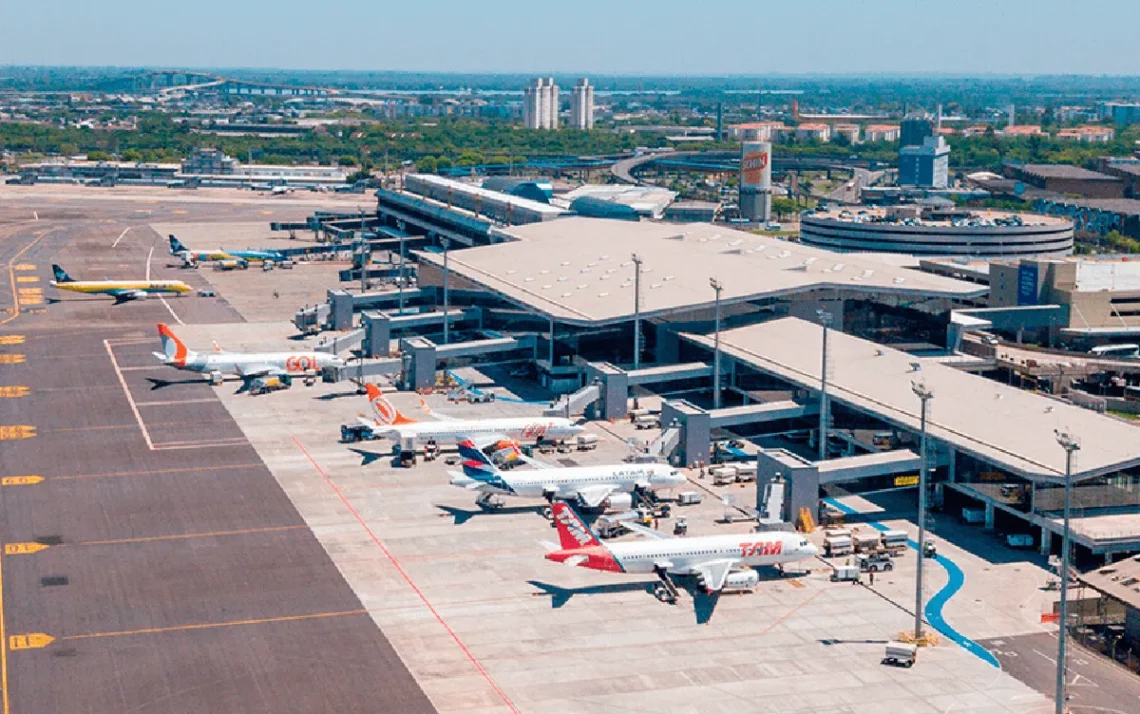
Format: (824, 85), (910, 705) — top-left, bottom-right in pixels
(771, 197), (798, 220)
(86, 150), (111, 161)
(337, 155), (357, 166)
(415, 156), (438, 173)
(121, 149), (143, 162)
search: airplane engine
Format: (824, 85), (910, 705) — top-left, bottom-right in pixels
(601, 493), (632, 511)
(721, 570), (760, 592)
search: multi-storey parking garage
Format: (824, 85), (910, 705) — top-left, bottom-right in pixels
(801, 207), (1074, 258)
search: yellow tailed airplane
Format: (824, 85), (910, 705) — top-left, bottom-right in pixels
(50, 264), (191, 303)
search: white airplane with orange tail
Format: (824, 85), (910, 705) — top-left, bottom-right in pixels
(152, 323), (344, 380)
(358, 384), (583, 448)
(543, 502), (818, 603)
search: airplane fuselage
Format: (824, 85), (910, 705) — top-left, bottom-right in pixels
(549, 531), (817, 577)
(370, 418), (582, 445)
(166, 351), (342, 376)
(51, 280), (190, 298)
(452, 463), (684, 500)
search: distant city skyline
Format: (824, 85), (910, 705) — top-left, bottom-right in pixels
(3, 0), (1140, 76)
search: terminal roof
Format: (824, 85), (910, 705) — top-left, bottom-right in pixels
(416, 218), (985, 326)
(684, 317), (1140, 481)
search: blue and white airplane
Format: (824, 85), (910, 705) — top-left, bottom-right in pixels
(168, 235), (285, 268)
(448, 438), (686, 510)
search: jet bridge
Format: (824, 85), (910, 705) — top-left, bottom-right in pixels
(659, 399), (819, 468)
(544, 383), (602, 418)
(400, 334), (537, 391)
(755, 447), (926, 528)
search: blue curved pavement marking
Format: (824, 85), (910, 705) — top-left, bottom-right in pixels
(823, 497), (1001, 668)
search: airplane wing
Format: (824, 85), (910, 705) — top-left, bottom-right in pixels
(620, 520), (672, 540)
(467, 433), (511, 450)
(691, 559), (740, 593)
(235, 364), (280, 379)
(111, 289), (147, 303)
(514, 450), (556, 470)
(575, 484), (617, 509)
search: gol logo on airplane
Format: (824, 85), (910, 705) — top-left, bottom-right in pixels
(284, 355), (316, 372)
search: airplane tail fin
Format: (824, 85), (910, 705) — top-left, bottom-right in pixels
(550, 502), (603, 551)
(457, 439), (501, 480)
(156, 323), (193, 366)
(168, 235), (187, 255)
(51, 264), (74, 283)
(366, 383), (415, 425)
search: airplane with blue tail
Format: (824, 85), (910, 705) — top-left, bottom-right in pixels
(168, 235), (285, 268)
(448, 438), (687, 510)
(50, 264), (191, 303)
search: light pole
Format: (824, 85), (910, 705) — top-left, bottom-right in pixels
(817, 309), (833, 462)
(709, 278), (723, 409)
(1054, 429), (1080, 714)
(632, 253), (643, 370)
(911, 380), (934, 641)
(441, 237), (451, 345)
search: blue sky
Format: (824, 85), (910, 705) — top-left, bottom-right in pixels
(2, 0), (1138, 75)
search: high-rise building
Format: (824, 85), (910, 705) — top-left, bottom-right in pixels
(570, 78), (595, 130)
(900, 116), (934, 148)
(899, 136), (950, 189)
(523, 77), (559, 130)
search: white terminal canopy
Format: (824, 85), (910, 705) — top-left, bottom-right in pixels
(415, 218), (985, 326)
(685, 317), (1140, 482)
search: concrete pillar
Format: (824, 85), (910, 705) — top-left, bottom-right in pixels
(402, 338), (437, 391)
(329, 289), (354, 331)
(1106, 552), (1115, 565)
(1040, 526), (1052, 555)
(362, 311), (391, 358)
(984, 501), (995, 530)
(947, 447), (957, 483)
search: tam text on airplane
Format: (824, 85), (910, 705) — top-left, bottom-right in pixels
(544, 502), (817, 602)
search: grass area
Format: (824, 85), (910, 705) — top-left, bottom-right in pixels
(1109, 410), (1140, 421)
(749, 229), (800, 238)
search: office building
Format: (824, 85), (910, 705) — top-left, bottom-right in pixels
(523, 77), (559, 130)
(569, 78), (595, 130)
(900, 116), (934, 148)
(898, 136), (950, 188)
(1102, 102), (1140, 125)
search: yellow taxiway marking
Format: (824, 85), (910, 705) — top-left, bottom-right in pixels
(0, 387), (29, 399)
(0, 337), (23, 346)
(0, 426), (35, 440)
(59, 609), (366, 642)
(14, 277), (36, 284)
(3, 543), (48, 556)
(71, 524), (306, 548)
(53, 462), (262, 482)
(2, 230), (51, 326)
(12, 265), (33, 272)
(0, 356), (25, 365)
(171, 210), (187, 215)
(8, 634), (53, 651)
(1, 476), (42, 486)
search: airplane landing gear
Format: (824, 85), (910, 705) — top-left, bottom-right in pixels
(475, 492), (504, 510)
(652, 566), (680, 605)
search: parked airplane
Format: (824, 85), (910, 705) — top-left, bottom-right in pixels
(168, 235), (284, 268)
(544, 502), (818, 602)
(448, 438), (686, 509)
(359, 384), (584, 448)
(50, 265), (191, 303)
(152, 323), (344, 381)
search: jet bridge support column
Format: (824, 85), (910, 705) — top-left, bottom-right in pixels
(658, 327), (680, 365)
(661, 400), (710, 469)
(362, 311), (391, 359)
(329, 289), (355, 331)
(403, 337), (438, 392)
